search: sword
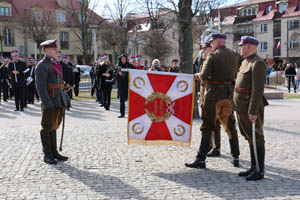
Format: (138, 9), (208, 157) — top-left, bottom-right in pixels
(252, 123), (260, 172)
(59, 109), (66, 151)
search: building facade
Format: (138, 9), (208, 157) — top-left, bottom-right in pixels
(215, 0), (300, 65)
(0, 0), (112, 64)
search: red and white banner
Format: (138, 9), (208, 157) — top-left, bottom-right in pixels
(127, 69), (195, 146)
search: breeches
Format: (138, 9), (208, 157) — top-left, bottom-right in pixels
(41, 105), (65, 133)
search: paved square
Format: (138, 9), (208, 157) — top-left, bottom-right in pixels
(0, 99), (300, 199)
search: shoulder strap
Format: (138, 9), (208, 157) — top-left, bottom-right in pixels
(44, 60), (64, 83)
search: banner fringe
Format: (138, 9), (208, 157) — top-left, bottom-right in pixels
(128, 139), (190, 147)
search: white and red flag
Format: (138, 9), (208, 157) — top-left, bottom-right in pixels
(127, 69), (195, 146)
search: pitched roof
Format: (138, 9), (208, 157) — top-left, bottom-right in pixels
(221, 0), (274, 9)
(221, 16), (236, 25)
(282, 0), (300, 18)
(6, 0), (102, 25)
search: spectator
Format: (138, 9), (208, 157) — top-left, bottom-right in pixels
(149, 59), (163, 71)
(266, 60), (272, 85)
(295, 64), (300, 91)
(284, 63), (297, 93)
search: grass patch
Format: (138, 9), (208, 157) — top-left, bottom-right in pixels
(284, 93), (300, 99)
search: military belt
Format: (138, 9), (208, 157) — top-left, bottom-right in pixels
(207, 81), (233, 85)
(235, 87), (252, 94)
(47, 83), (64, 97)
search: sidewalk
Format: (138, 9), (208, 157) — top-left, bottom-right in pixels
(0, 99), (300, 199)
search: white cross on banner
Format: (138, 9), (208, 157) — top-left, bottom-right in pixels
(126, 69), (195, 147)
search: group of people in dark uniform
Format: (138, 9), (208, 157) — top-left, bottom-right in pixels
(0, 50), (40, 111)
(90, 54), (147, 117)
(31, 35), (267, 183)
(0, 50), (80, 112)
(185, 33), (268, 181)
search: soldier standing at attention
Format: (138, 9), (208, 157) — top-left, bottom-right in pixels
(35, 40), (68, 165)
(185, 33), (240, 169)
(233, 36), (268, 181)
(8, 50), (27, 111)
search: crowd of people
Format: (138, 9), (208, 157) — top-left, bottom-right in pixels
(89, 54), (181, 118)
(0, 50), (80, 111)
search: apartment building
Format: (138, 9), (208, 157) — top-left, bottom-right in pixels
(215, 0), (300, 64)
(0, 0), (111, 64)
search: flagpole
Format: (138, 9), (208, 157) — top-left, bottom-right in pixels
(121, 68), (194, 78)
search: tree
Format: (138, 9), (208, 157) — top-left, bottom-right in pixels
(68, 0), (102, 65)
(136, 0), (176, 63)
(166, 0), (226, 118)
(141, 30), (173, 61)
(102, 0), (132, 58)
(15, 8), (58, 58)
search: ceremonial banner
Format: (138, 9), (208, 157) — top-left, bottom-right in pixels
(127, 69), (195, 147)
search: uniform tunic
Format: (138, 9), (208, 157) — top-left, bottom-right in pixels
(232, 53), (268, 147)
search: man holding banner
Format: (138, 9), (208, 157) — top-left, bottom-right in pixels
(185, 33), (241, 169)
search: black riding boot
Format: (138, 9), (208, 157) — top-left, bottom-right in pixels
(229, 130), (240, 167)
(207, 127), (221, 157)
(50, 131), (68, 161)
(246, 145), (265, 181)
(239, 145), (255, 176)
(40, 131), (57, 165)
(185, 136), (211, 169)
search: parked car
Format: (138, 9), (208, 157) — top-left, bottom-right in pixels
(78, 65), (92, 78)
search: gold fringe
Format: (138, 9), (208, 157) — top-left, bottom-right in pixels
(128, 139), (190, 147)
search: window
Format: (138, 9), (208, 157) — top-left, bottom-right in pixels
(280, 3), (287, 13)
(243, 8), (255, 16)
(4, 28), (14, 46)
(288, 19), (300, 29)
(289, 40), (299, 49)
(242, 26), (253, 33)
(0, 7), (10, 16)
(261, 24), (267, 32)
(79, 14), (86, 23)
(260, 42), (268, 51)
(266, 5), (272, 14)
(56, 13), (65, 23)
(60, 32), (69, 49)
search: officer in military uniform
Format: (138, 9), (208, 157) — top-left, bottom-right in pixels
(185, 33), (240, 169)
(35, 40), (68, 165)
(169, 59), (179, 73)
(8, 50), (27, 111)
(233, 36), (268, 181)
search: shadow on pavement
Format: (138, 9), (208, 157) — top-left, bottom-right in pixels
(264, 126), (300, 136)
(153, 156), (300, 199)
(53, 163), (150, 200)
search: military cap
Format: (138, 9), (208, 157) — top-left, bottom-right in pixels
(27, 57), (35, 62)
(238, 36), (259, 46)
(118, 54), (127, 59)
(131, 56), (136, 61)
(172, 59), (178, 63)
(209, 33), (227, 42)
(19, 55), (25, 62)
(201, 41), (211, 48)
(57, 51), (63, 57)
(4, 57), (10, 62)
(136, 55), (143, 61)
(40, 40), (57, 49)
(11, 50), (18, 56)
(102, 54), (108, 59)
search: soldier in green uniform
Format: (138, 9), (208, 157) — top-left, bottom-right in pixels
(35, 40), (68, 165)
(233, 36), (268, 181)
(185, 33), (240, 169)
